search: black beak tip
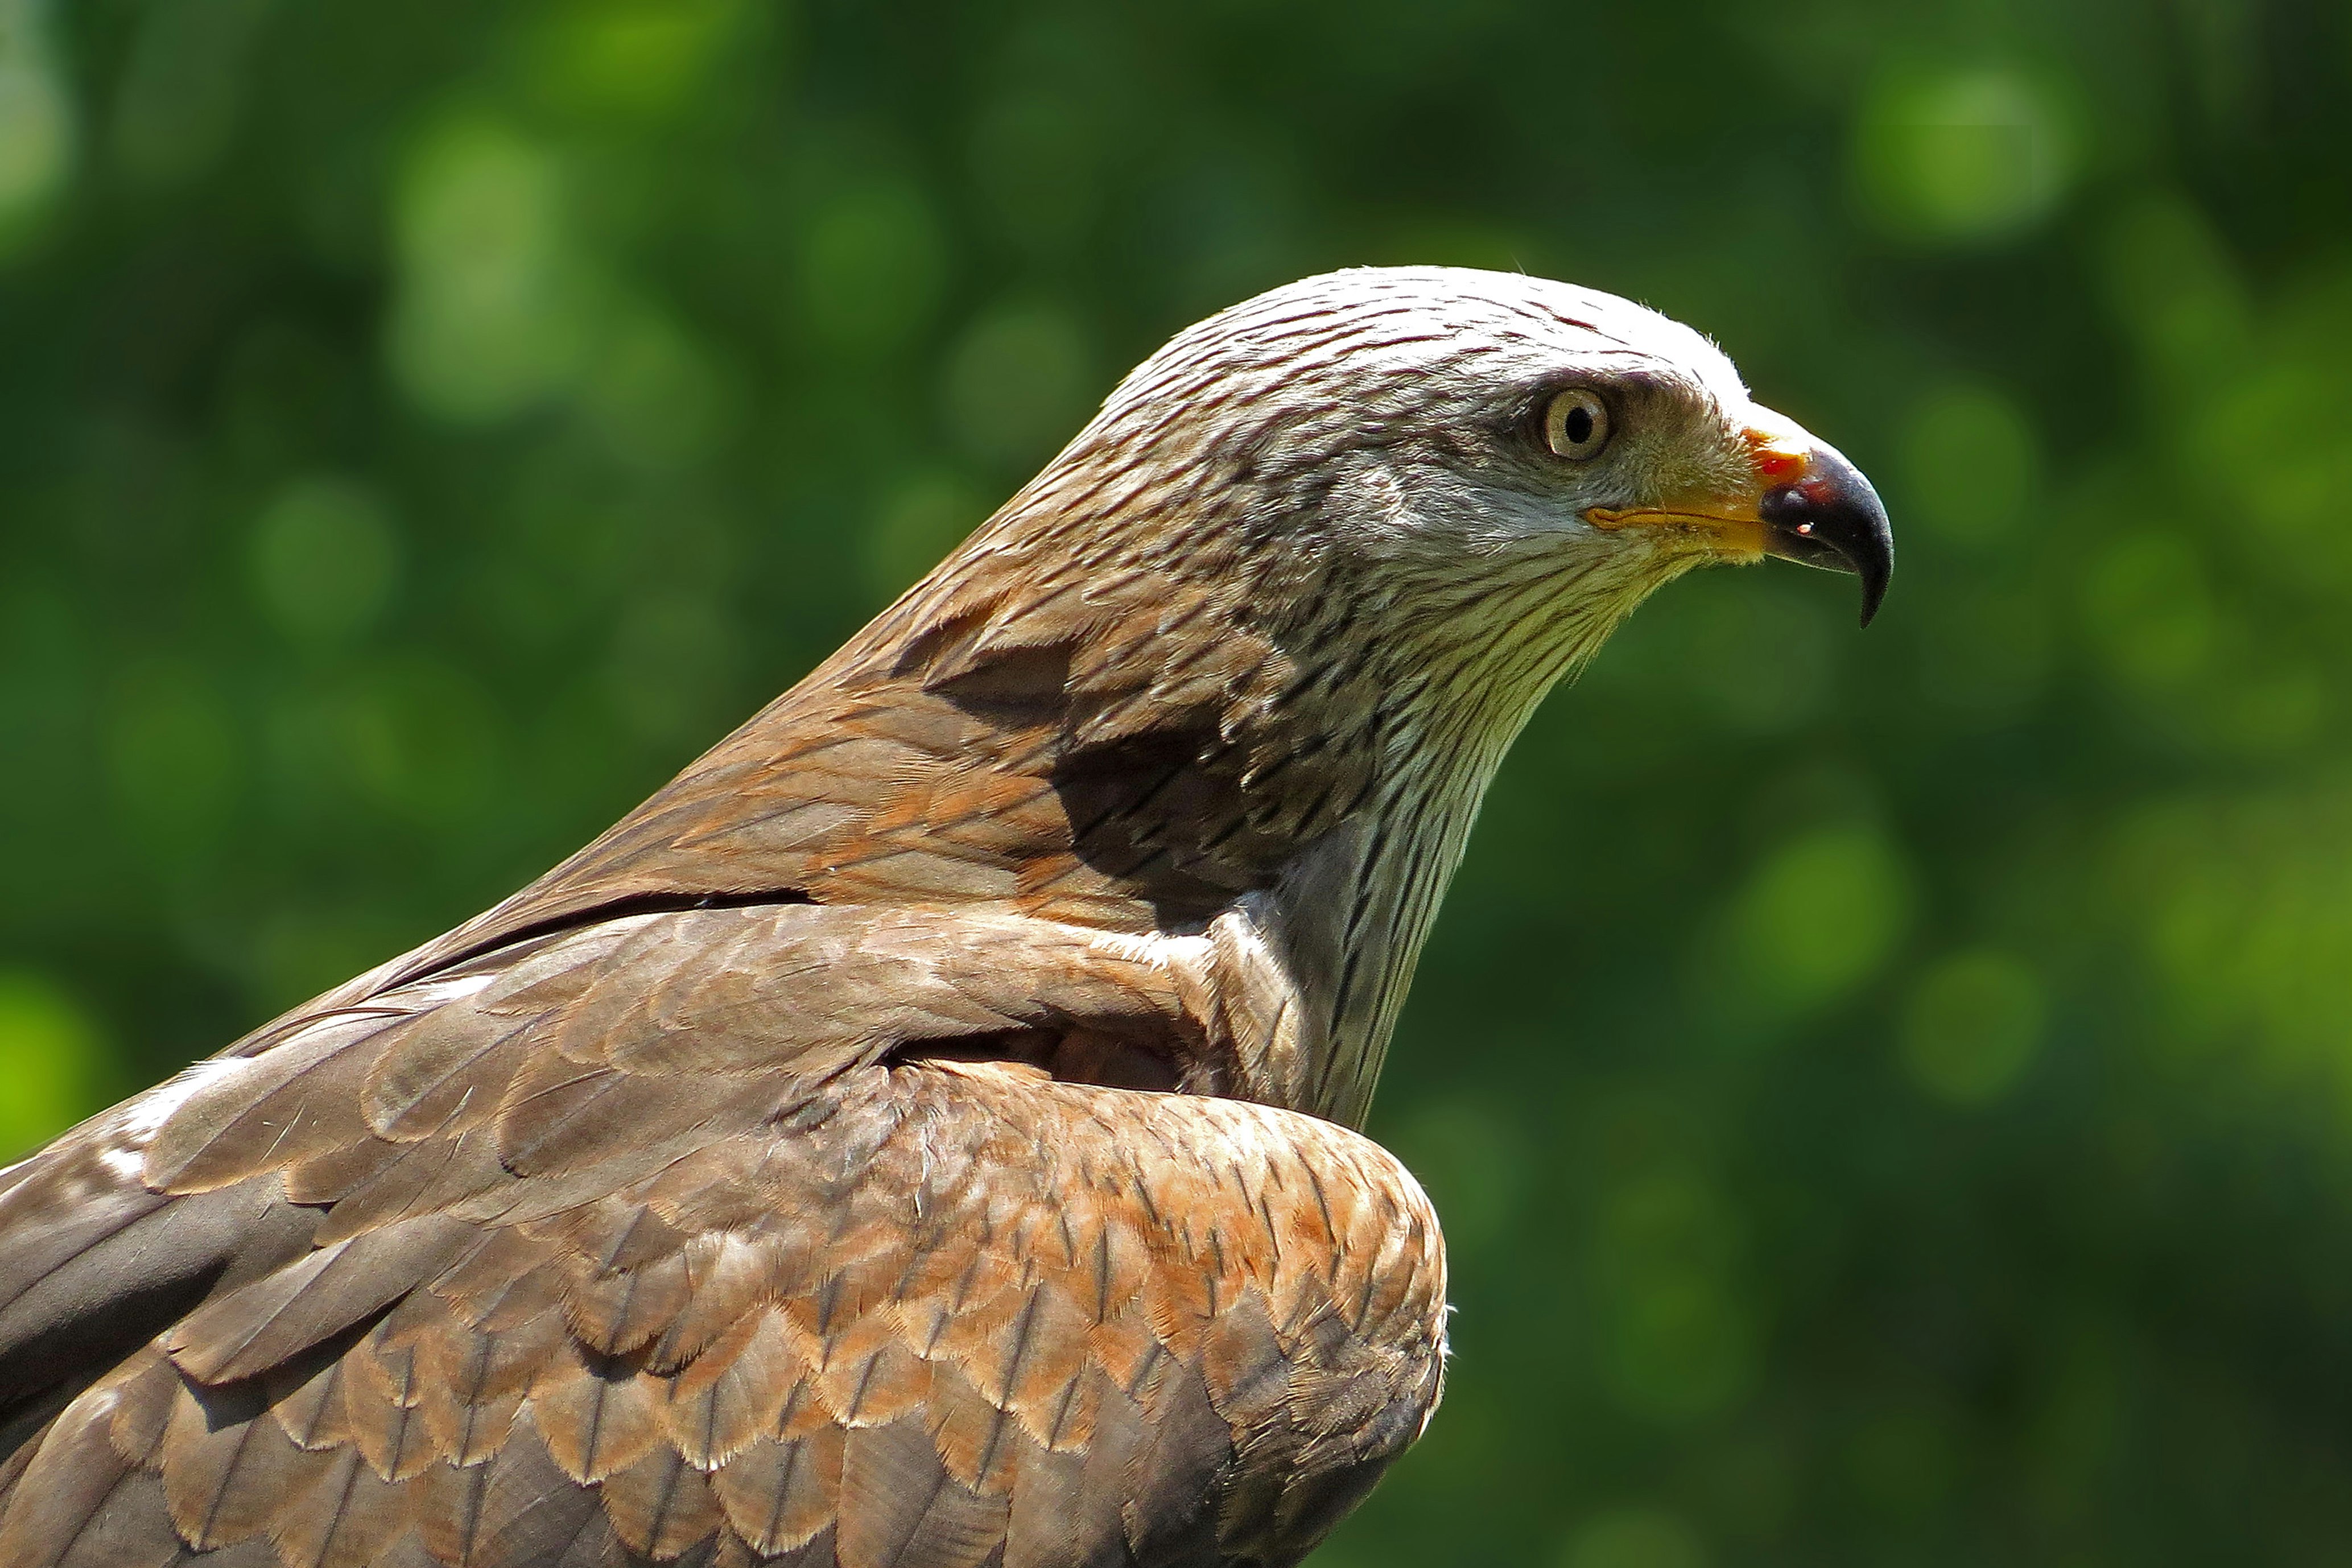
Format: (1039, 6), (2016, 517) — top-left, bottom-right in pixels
(1759, 441), (1894, 629)
(1855, 558), (1889, 629)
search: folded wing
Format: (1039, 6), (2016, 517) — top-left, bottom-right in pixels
(0, 904), (1446, 1568)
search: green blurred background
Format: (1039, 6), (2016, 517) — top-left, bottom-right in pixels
(2, 0), (2350, 1562)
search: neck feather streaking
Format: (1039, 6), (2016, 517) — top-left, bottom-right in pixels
(387, 429), (1680, 1129)
(386, 279), (1700, 1124)
(1263, 540), (1683, 1125)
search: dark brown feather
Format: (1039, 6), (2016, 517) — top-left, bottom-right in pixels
(1, 1019), (1445, 1568)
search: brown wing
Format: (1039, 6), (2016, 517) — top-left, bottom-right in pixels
(0, 906), (1446, 1568)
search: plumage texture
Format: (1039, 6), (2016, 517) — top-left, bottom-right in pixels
(0, 267), (1857, 1566)
(0, 913), (1442, 1568)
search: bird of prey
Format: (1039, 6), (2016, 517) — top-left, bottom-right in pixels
(0, 267), (1890, 1568)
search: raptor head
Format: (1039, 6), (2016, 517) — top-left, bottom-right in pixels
(1067, 266), (1893, 643)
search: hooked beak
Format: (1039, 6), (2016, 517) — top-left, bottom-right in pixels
(1584, 410), (1895, 627)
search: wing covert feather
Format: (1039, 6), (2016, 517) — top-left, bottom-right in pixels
(0, 905), (1445, 1568)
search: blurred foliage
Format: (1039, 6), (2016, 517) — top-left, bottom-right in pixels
(2, 0), (2351, 1562)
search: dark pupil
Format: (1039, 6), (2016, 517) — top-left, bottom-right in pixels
(1565, 405), (1594, 445)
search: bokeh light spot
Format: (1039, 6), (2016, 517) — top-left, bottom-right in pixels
(0, 969), (101, 1158)
(1899, 380), (2040, 547)
(970, 89), (1104, 255)
(249, 475), (402, 647)
(1852, 65), (2074, 245)
(109, 0), (271, 187)
(1593, 1170), (1754, 1423)
(581, 307), (738, 471)
(2096, 193), (2252, 389)
(2203, 274), (2352, 588)
(0, 0), (72, 247)
(864, 470), (990, 602)
(1680, 579), (1831, 737)
(2110, 789), (2352, 1092)
(387, 117), (599, 423)
(1723, 823), (1916, 1020)
(1559, 1507), (1709, 1568)
(2080, 531), (2215, 692)
(1392, 1096), (1526, 1258)
(798, 180), (948, 358)
(1914, 578), (2056, 723)
(249, 906), (414, 1013)
(524, 0), (748, 119)
(605, 591), (744, 746)
(108, 662), (241, 849)
(1900, 948), (2046, 1105)
(1845, 1404), (1959, 1520)
(941, 299), (1096, 472)
(336, 659), (504, 826)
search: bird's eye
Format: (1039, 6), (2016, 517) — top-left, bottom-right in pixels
(1543, 387), (1611, 461)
